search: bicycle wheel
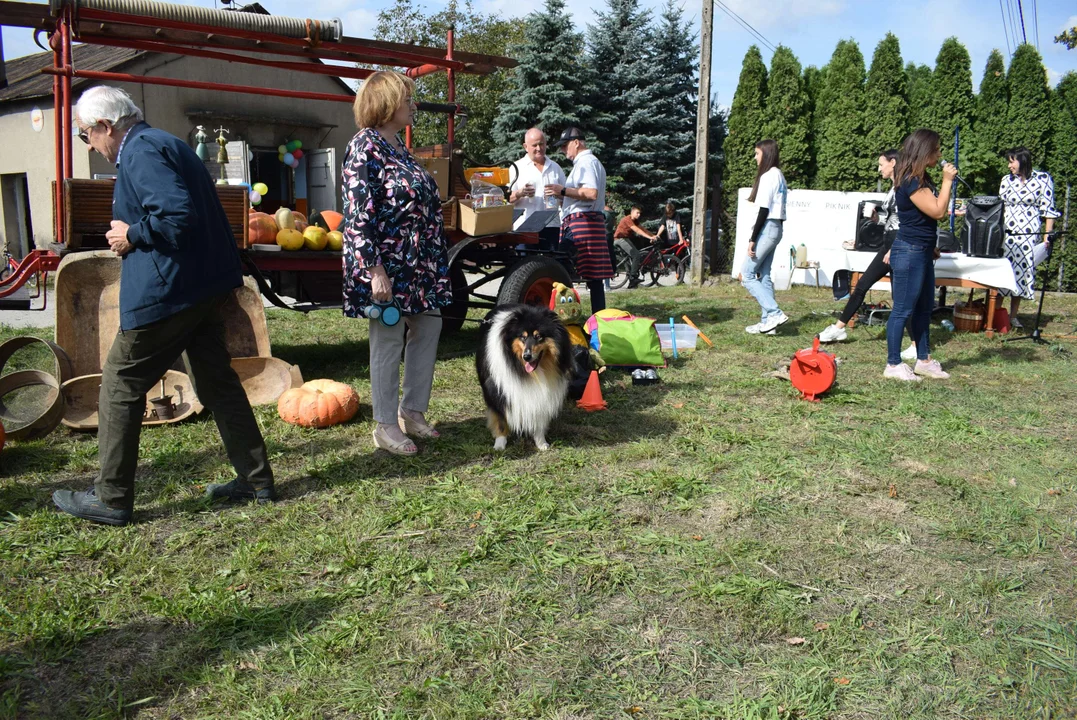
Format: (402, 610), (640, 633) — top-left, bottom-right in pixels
(609, 245), (631, 289)
(650, 254), (682, 287)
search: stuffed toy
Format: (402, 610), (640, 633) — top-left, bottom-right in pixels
(551, 282), (605, 398)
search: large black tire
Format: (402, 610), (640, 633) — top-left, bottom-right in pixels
(497, 256), (573, 308)
(609, 245), (631, 289)
(441, 266), (470, 334)
(650, 254), (683, 287)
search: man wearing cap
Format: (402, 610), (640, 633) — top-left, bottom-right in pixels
(507, 128), (566, 252)
(545, 127), (614, 312)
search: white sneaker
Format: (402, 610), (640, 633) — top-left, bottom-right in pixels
(818, 323), (847, 343)
(759, 311), (789, 333)
(883, 363), (922, 382)
(914, 358), (950, 379)
(745, 323), (764, 334)
(900, 343), (917, 361)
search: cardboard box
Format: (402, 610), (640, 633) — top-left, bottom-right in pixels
(420, 158), (451, 200)
(458, 199), (513, 237)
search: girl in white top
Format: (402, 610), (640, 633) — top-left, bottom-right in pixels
(742, 139), (789, 335)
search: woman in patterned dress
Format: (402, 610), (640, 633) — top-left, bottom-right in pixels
(999, 147), (1059, 326)
(341, 71), (451, 456)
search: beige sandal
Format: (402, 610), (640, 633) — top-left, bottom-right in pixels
(398, 409), (440, 439)
(372, 425), (418, 456)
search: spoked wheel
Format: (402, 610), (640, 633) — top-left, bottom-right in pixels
(497, 256), (573, 309)
(650, 254), (683, 287)
(609, 246), (631, 289)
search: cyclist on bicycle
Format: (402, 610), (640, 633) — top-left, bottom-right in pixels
(613, 206), (658, 288)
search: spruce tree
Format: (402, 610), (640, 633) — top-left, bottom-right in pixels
(966, 49), (1008, 193)
(761, 46), (810, 187)
(490, 0), (590, 164)
(722, 46), (767, 203)
(649, 0), (698, 210)
(924, 38), (974, 152)
(864, 33), (908, 157)
(802, 65), (826, 186)
(816, 40), (872, 191)
(1004, 43), (1052, 166)
(905, 62), (933, 131)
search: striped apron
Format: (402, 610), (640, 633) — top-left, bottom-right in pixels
(561, 211), (614, 280)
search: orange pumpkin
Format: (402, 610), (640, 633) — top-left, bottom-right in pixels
(248, 212), (278, 244)
(277, 379), (359, 428)
(292, 211), (308, 232)
(319, 210), (344, 232)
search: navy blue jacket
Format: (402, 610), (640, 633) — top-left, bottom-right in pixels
(113, 122), (242, 330)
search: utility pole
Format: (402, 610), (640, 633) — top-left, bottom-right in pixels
(689, 0), (713, 287)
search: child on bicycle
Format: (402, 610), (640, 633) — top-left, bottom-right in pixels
(613, 206), (658, 288)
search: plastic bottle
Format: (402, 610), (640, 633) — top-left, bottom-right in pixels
(941, 319), (955, 331)
(796, 243), (808, 267)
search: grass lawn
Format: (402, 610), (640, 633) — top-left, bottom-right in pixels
(1, 281), (1076, 719)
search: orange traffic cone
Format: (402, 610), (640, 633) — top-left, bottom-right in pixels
(576, 370), (607, 411)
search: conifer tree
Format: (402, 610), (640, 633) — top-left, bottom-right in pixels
(648, 0), (698, 210)
(905, 62), (933, 131)
(802, 65), (826, 186)
(1047, 72), (1077, 291)
(966, 49), (1008, 193)
(762, 46), (811, 187)
(490, 0), (591, 164)
(722, 46), (767, 203)
(864, 33), (908, 157)
(924, 38), (974, 152)
(1004, 43), (1052, 166)
(816, 40), (872, 191)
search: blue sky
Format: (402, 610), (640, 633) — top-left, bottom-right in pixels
(4, 0), (1076, 109)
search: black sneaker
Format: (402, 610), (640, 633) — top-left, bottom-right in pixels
(52, 487), (131, 526)
(205, 479), (276, 504)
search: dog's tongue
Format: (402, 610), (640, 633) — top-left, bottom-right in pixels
(524, 360), (536, 373)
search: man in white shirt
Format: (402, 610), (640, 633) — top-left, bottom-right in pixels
(545, 127), (614, 312)
(507, 128), (566, 251)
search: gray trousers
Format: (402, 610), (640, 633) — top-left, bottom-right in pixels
(368, 311), (442, 425)
(97, 292), (273, 509)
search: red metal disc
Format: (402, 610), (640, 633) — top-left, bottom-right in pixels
(789, 346), (837, 401)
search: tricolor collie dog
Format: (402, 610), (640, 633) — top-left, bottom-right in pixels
(475, 304), (574, 451)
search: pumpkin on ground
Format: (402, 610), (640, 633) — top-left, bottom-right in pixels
(277, 380), (359, 428)
(248, 212), (278, 244)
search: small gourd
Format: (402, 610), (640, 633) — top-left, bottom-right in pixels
(275, 206), (296, 231)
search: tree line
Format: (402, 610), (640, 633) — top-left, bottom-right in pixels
(723, 36), (1077, 290)
(374, 0), (717, 220)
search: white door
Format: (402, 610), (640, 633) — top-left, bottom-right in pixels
(306, 148), (337, 214)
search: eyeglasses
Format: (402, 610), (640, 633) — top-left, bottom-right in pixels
(77, 127), (90, 144)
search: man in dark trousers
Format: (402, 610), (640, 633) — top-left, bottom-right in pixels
(52, 86), (275, 526)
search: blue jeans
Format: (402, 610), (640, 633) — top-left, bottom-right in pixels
(886, 239), (934, 365)
(741, 220), (783, 321)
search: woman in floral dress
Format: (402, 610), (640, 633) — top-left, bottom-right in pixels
(342, 71), (451, 456)
(999, 147), (1059, 326)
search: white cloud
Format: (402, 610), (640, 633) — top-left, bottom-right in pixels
(1046, 66), (1063, 86)
(1063, 15), (1077, 32)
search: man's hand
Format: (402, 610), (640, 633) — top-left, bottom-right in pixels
(369, 265), (393, 303)
(544, 183), (564, 198)
(107, 220), (133, 257)
(747, 242), (756, 259)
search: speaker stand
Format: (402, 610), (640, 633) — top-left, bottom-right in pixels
(1005, 240), (1054, 346)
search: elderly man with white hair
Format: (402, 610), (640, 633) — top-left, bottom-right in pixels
(506, 127), (566, 251)
(51, 86), (275, 526)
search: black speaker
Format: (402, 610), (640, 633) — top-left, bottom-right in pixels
(854, 200), (886, 251)
(937, 228), (960, 253)
(959, 196), (1005, 258)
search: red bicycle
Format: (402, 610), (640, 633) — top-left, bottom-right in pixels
(609, 240), (684, 289)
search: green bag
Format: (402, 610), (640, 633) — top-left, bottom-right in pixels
(592, 316), (664, 367)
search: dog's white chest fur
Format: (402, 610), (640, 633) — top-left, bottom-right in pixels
(484, 312), (569, 436)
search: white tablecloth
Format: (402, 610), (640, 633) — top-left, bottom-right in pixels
(814, 249), (1018, 293)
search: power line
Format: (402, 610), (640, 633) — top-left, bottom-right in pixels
(1016, 0), (1028, 45)
(711, 0), (777, 54)
(999, 0), (1013, 58)
(1005, 0), (1022, 49)
(1033, 0), (1039, 49)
